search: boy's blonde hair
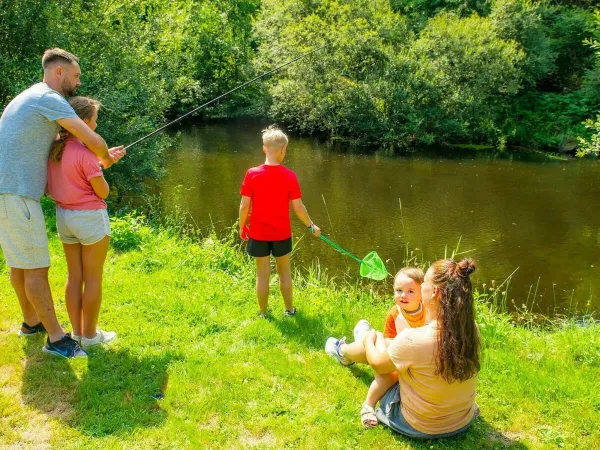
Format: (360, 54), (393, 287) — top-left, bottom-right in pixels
(395, 266), (425, 284)
(262, 125), (288, 150)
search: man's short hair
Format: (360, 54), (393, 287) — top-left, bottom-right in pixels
(262, 125), (288, 150)
(42, 48), (79, 70)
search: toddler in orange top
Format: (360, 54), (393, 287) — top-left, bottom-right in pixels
(361, 266), (425, 427)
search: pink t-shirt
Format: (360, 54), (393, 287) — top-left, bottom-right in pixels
(47, 137), (106, 210)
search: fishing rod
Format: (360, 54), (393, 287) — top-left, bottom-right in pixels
(124, 43), (331, 150)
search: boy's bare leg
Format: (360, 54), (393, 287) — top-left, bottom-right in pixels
(255, 256), (271, 315)
(81, 236), (109, 338)
(22, 268), (65, 342)
(365, 372), (398, 408)
(275, 253), (293, 311)
(63, 243), (84, 336)
(10, 268), (40, 329)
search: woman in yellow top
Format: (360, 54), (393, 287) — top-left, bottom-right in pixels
(364, 257), (480, 438)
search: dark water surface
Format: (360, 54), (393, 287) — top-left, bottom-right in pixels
(160, 119), (600, 316)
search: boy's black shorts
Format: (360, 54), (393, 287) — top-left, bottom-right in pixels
(247, 238), (292, 258)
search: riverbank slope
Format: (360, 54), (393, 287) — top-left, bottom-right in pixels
(0, 215), (598, 449)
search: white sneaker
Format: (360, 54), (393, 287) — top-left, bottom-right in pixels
(353, 319), (372, 343)
(325, 337), (354, 366)
(80, 330), (117, 350)
(72, 334), (82, 343)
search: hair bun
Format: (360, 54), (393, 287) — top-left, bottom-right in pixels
(456, 258), (476, 278)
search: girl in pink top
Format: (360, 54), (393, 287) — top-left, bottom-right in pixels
(47, 96), (121, 350)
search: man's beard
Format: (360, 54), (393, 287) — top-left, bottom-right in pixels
(61, 80), (77, 97)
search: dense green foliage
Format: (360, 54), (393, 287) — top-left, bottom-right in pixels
(256, 0), (600, 150)
(0, 0), (259, 199)
(2, 0), (600, 199)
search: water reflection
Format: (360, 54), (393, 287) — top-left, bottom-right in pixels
(159, 119), (600, 316)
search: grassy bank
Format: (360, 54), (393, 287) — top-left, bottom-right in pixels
(0, 214), (599, 449)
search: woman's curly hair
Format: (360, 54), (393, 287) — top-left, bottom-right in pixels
(429, 258), (480, 383)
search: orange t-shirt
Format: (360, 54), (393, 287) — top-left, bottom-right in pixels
(387, 320), (478, 435)
(383, 304), (426, 339)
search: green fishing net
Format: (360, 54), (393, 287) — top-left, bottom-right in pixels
(359, 251), (388, 280)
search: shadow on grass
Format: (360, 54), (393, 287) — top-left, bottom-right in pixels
(21, 338), (180, 437)
(384, 416), (529, 450)
(272, 309), (337, 351)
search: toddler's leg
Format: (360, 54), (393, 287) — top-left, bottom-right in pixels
(275, 253), (293, 312)
(255, 256), (271, 315)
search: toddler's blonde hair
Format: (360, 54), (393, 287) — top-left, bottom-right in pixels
(395, 266), (425, 284)
(262, 125), (288, 150)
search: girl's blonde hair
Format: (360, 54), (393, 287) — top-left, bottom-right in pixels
(50, 96), (101, 162)
(395, 266), (425, 284)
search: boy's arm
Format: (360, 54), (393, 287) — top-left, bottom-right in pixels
(90, 176), (110, 199)
(239, 196), (251, 240)
(291, 198), (321, 237)
(56, 117), (125, 169)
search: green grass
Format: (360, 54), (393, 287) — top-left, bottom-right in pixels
(0, 216), (599, 449)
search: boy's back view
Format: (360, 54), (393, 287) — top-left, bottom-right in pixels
(239, 126), (320, 317)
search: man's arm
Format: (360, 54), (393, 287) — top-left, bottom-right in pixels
(56, 117), (123, 168)
(239, 196), (251, 240)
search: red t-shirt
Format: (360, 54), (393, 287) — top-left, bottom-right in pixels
(240, 164), (302, 241)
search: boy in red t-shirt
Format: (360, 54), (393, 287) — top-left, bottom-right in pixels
(239, 125), (321, 317)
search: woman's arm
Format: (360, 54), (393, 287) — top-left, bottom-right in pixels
(365, 330), (397, 374)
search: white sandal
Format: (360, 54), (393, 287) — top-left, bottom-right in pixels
(360, 403), (378, 428)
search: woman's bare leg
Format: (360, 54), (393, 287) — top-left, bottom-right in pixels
(365, 372), (398, 408)
(341, 331), (386, 365)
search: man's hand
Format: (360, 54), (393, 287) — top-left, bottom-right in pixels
(309, 224), (321, 238)
(100, 146), (125, 169)
(109, 146), (126, 163)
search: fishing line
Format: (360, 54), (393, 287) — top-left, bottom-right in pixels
(124, 43), (331, 150)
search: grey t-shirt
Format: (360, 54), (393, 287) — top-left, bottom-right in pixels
(0, 83), (77, 199)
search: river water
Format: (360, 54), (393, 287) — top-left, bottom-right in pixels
(160, 119), (600, 316)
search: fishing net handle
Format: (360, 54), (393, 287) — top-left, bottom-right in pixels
(319, 235), (363, 264)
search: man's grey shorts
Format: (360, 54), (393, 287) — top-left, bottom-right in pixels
(56, 206), (111, 245)
(0, 194), (50, 269)
(376, 383), (476, 439)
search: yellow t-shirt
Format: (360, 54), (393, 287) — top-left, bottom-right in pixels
(386, 320), (478, 435)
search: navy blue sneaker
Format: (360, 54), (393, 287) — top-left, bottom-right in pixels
(18, 322), (46, 337)
(42, 334), (87, 359)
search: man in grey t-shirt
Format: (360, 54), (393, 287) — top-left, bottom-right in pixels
(0, 48), (125, 358)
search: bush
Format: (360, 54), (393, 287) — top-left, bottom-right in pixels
(110, 213), (152, 252)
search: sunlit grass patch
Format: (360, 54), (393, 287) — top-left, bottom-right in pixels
(0, 217), (598, 449)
